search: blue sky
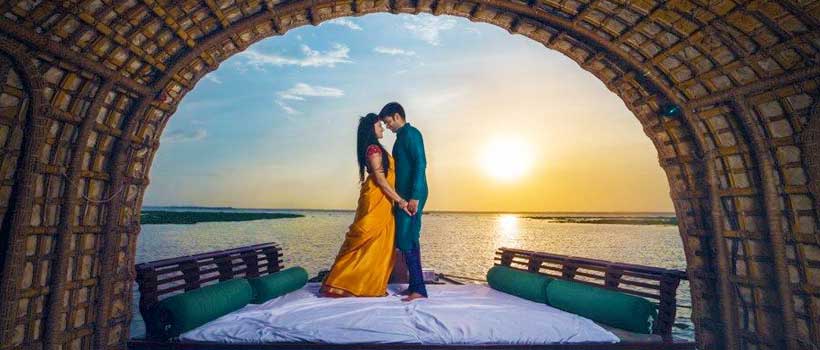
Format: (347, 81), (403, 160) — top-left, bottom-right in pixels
(144, 13), (674, 212)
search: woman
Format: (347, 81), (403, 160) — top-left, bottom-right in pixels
(319, 113), (411, 297)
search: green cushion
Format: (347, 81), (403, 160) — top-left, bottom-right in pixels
(486, 265), (553, 304)
(149, 278), (254, 338)
(545, 279), (658, 334)
(247, 266), (309, 304)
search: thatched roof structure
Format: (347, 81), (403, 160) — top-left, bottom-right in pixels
(0, 1), (817, 349)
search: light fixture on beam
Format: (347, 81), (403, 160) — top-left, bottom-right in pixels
(660, 103), (681, 118)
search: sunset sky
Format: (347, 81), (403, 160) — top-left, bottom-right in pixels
(143, 13), (674, 213)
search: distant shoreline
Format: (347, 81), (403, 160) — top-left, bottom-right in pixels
(523, 216), (678, 226)
(140, 210), (304, 225)
(142, 205), (675, 216)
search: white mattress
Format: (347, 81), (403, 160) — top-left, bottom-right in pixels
(179, 283), (620, 345)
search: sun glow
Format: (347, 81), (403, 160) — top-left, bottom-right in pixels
(480, 138), (533, 182)
(496, 214), (520, 246)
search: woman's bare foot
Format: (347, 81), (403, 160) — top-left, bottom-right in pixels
(319, 288), (352, 298)
(401, 292), (426, 302)
(319, 291), (344, 298)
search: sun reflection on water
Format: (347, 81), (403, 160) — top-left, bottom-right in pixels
(496, 214), (520, 247)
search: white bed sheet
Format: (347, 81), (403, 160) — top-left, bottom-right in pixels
(179, 283), (620, 345)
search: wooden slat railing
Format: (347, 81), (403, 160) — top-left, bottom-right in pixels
(134, 242), (283, 337)
(495, 247), (687, 341)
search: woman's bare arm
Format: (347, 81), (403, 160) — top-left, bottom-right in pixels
(367, 153), (412, 215)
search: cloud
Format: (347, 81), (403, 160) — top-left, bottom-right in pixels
(324, 18), (362, 31)
(276, 100), (299, 115)
(374, 47), (416, 56)
(236, 44), (352, 69)
(403, 15), (457, 46)
(202, 73), (222, 84)
(278, 83), (344, 100)
(276, 83), (345, 115)
(162, 128), (207, 143)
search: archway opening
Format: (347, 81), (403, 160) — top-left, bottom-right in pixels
(134, 12), (691, 341)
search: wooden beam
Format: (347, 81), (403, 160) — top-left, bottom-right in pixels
(732, 97), (799, 350)
(571, 0), (603, 25)
(60, 2), (168, 72)
(43, 79), (116, 350)
(203, 0), (244, 63)
(138, 0), (197, 48)
(0, 41), (52, 350)
(92, 96), (152, 350)
(687, 66), (820, 108)
(0, 19), (153, 97)
(204, 0), (232, 28)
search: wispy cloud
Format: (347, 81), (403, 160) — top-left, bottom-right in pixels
(278, 83), (345, 100)
(324, 18), (362, 31)
(236, 44), (352, 69)
(202, 72), (222, 84)
(162, 128), (208, 143)
(403, 15), (456, 46)
(374, 47), (416, 56)
(276, 100), (299, 115)
(276, 83), (345, 115)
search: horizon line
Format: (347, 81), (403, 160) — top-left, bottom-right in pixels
(142, 205), (676, 214)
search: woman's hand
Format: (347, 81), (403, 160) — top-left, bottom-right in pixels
(397, 199), (413, 216)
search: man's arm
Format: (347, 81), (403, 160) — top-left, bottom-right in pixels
(408, 129), (427, 201)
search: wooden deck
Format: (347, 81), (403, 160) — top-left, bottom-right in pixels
(127, 243), (696, 350)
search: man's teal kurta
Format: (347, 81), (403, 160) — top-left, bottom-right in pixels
(392, 122), (428, 252)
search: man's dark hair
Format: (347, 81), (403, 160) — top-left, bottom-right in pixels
(378, 102), (405, 120)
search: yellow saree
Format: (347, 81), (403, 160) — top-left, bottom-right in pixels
(320, 154), (396, 297)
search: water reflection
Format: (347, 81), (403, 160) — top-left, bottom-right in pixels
(496, 214), (520, 247)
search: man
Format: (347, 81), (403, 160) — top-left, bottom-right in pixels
(379, 102), (428, 302)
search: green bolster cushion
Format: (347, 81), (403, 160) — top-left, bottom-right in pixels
(149, 278), (254, 339)
(486, 265), (553, 304)
(545, 279), (658, 334)
(247, 266), (309, 304)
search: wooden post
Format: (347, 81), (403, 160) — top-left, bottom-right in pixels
(656, 274), (682, 341)
(241, 251), (260, 278)
(180, 261), (201, 291)
(527, 257), (542, 273)
(500, 251), (513, 266)
(263, 246), (281, 273)
(215, 255), (233, 281)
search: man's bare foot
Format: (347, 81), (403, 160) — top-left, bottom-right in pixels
(401, 292), (427, 302)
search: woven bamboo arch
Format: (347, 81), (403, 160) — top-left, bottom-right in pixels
(0, 1), (817, 349)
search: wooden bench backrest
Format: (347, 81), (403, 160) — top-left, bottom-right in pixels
(496, 247), (686, 340)
(134, 242), (283, 323)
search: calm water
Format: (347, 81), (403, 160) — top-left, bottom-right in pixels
(130, 209), (693, 341)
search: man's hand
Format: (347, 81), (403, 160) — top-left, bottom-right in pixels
(408, 199), (419, 215)
(398, 200), (413, 216)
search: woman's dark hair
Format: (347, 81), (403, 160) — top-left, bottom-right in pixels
(357, 113), (389, 182)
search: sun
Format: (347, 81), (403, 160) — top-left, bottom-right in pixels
(480, 138), (533, 182)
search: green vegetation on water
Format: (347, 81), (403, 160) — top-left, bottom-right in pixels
(524, 216), (678, 226)
(140, 211), (304, 225)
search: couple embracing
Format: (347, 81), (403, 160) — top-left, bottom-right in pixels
(319, 102), (429, 302)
